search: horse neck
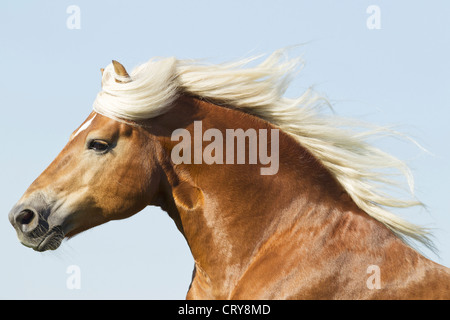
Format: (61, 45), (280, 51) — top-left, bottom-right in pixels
(146, 96), (411, 298)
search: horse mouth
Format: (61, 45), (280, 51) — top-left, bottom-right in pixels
(35, 226), (64, 252)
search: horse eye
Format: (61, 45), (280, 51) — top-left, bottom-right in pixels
(88, 140), (110, 152)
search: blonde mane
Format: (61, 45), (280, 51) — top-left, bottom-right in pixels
(93, 50), (433, 250)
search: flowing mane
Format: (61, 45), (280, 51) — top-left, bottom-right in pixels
(93, 50), (432, 250)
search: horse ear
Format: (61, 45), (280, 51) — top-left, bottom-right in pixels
(112, 60), (131, 83)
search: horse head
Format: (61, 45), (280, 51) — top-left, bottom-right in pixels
(8, 62), (160, 251)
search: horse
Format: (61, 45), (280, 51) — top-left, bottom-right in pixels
(8, 50), (450, 299)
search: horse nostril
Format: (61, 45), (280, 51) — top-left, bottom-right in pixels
(17, 209), (36, 225)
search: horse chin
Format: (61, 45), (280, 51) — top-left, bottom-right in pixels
(34, 226), (65, 252)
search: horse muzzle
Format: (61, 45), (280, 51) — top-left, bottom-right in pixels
(8, 192), (64, 251)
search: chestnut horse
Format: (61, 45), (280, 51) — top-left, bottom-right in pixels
(9, 52), (450, 299)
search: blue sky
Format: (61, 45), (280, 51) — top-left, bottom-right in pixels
(1, 1), (449, 299)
